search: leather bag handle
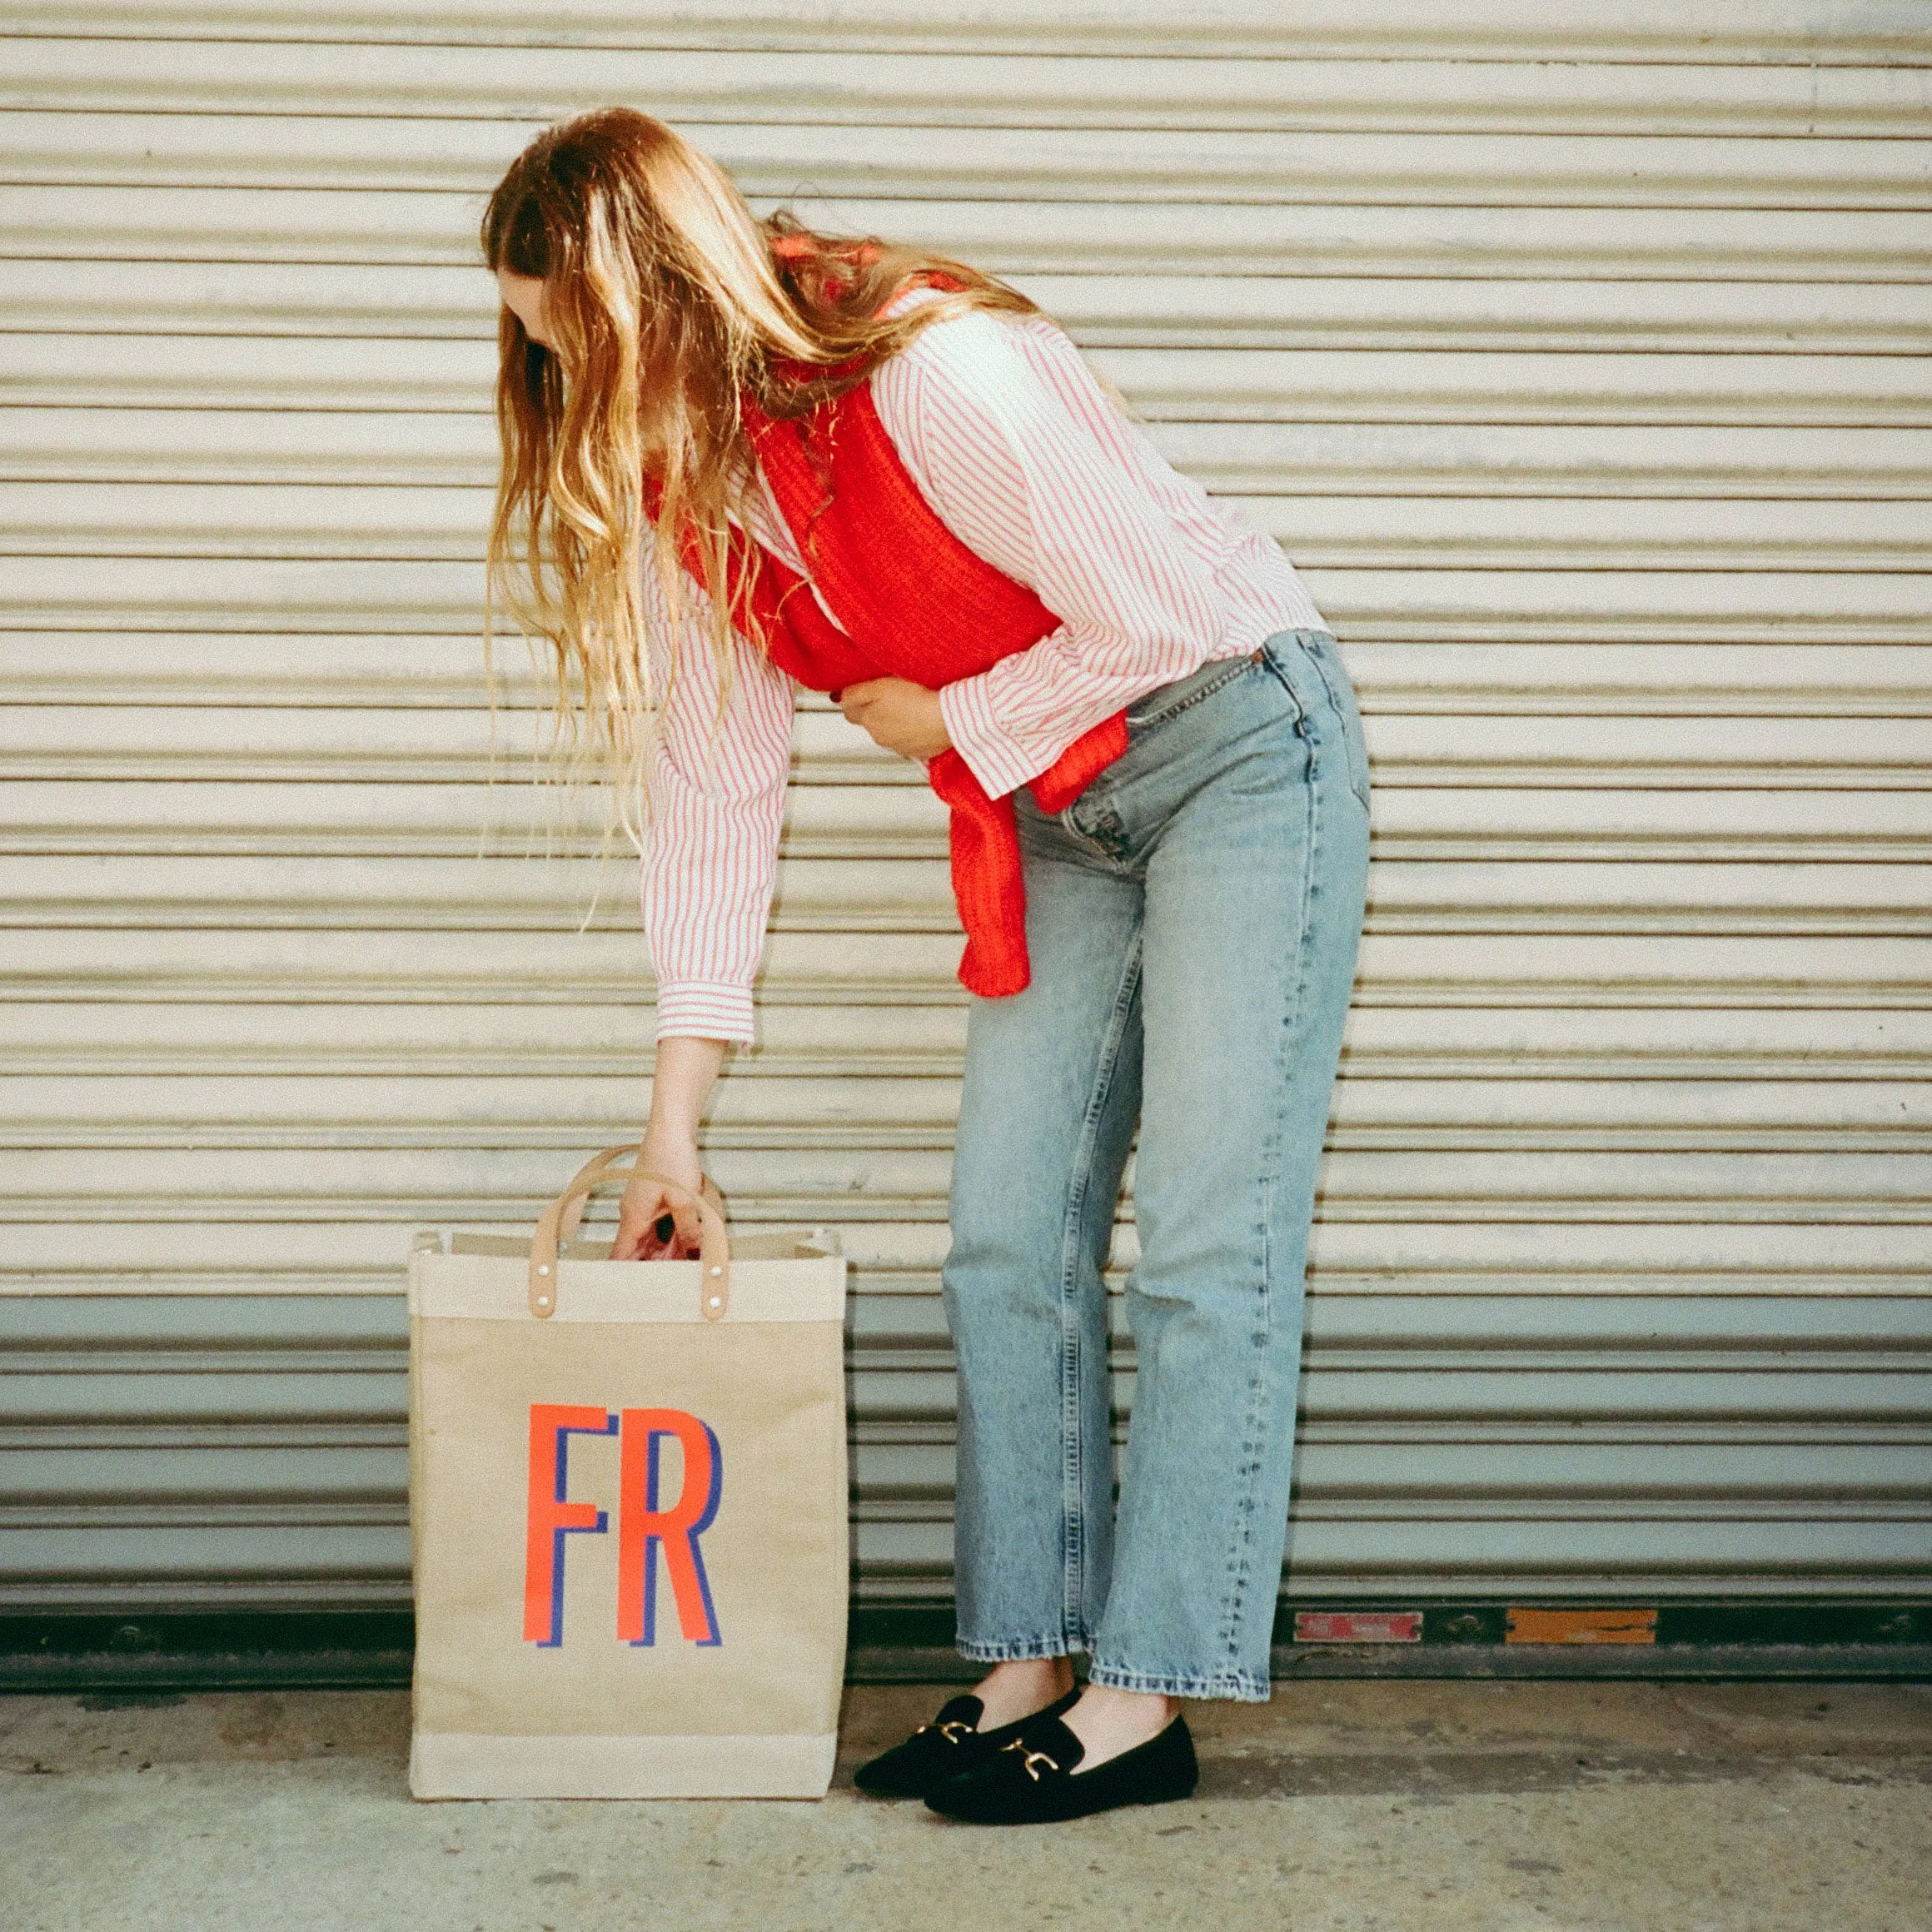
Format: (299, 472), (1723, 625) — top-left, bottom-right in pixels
(527, 1148), (730, 1322)
(549, 1144), (728, 1247)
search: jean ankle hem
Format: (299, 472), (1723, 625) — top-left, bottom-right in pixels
(955, 1634), (1088, 1664)
(1085, 1662), (1272, 1703)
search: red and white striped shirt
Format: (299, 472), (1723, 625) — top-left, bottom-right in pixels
(642, 294), (1327, 1042)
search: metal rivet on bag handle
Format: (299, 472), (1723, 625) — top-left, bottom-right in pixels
(537, 1264), (550, 1275)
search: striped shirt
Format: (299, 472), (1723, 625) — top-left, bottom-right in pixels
(643, 296), (1327, 1042)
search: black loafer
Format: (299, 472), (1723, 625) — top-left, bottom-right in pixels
(852, 1687), (1080, 1800)
(924, 1708), (1198, 1825)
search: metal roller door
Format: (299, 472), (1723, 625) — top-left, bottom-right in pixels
(2, 1), (1929, 1625)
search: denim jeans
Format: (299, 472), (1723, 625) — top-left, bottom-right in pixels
(941, 629), (1371, 1700)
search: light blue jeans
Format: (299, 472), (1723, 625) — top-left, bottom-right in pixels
(941, 629), (1371, 1700)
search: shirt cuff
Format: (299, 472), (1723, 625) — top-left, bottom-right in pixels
(938, 673), (1051, 799)
(653, 979), (756, 1045)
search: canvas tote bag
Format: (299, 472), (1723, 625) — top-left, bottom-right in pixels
(407, 1145), (849, 1799)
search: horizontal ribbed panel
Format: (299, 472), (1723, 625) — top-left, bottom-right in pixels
(3, 1293), (1925, 1606)
(11, 114), (1932, 210)
(8, 0), (1930, 61)
(2, 1), (1927, 1611)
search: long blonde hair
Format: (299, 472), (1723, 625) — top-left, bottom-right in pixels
(481, 107), (1037, 797)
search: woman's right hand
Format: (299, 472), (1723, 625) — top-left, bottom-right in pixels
(610, 1035), (729, 1259)
(612, 1132), (705, 1259)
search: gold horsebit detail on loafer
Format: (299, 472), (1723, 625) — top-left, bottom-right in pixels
(1000, 1737), (1062, 1781)
(914, 1720), (975, 1745)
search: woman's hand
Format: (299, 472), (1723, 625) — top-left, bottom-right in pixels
(611, 1036), (727, 1259)
(838, 679), (952, 761)
(612, 1132), (705, 1259)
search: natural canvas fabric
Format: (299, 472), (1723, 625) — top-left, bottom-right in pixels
(407, 1222), (848, 1800)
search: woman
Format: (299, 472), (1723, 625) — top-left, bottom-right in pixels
(484, 107), (1370, 1825)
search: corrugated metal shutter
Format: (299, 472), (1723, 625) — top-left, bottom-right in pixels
(3, 1), (1929, 1616)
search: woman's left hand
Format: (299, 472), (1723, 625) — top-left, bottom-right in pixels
(838, 679), (952, 761)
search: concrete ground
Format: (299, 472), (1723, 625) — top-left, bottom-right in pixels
(3, 1681), (1928, 1932)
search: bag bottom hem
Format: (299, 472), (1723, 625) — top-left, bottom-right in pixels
(410, 1728), (838, 1800)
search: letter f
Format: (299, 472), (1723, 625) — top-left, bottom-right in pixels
(523, 1403), (617, 1646)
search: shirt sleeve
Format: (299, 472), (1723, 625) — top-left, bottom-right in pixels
(640, 567), (796, 1043)
(873, 309), (1227, 798)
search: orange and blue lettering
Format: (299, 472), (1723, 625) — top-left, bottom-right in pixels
(617, 1408), (723, 1647)
(521, 1403), (618, 1646)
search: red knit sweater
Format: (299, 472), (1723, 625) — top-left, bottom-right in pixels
(671, 378), (1129, 998)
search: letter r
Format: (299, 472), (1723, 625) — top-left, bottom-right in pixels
(617, 1409), (723, 1646)
(522, 1403), (617, 1646)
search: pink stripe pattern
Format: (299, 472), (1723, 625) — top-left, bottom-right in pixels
(643, 296), (1326, 1043)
